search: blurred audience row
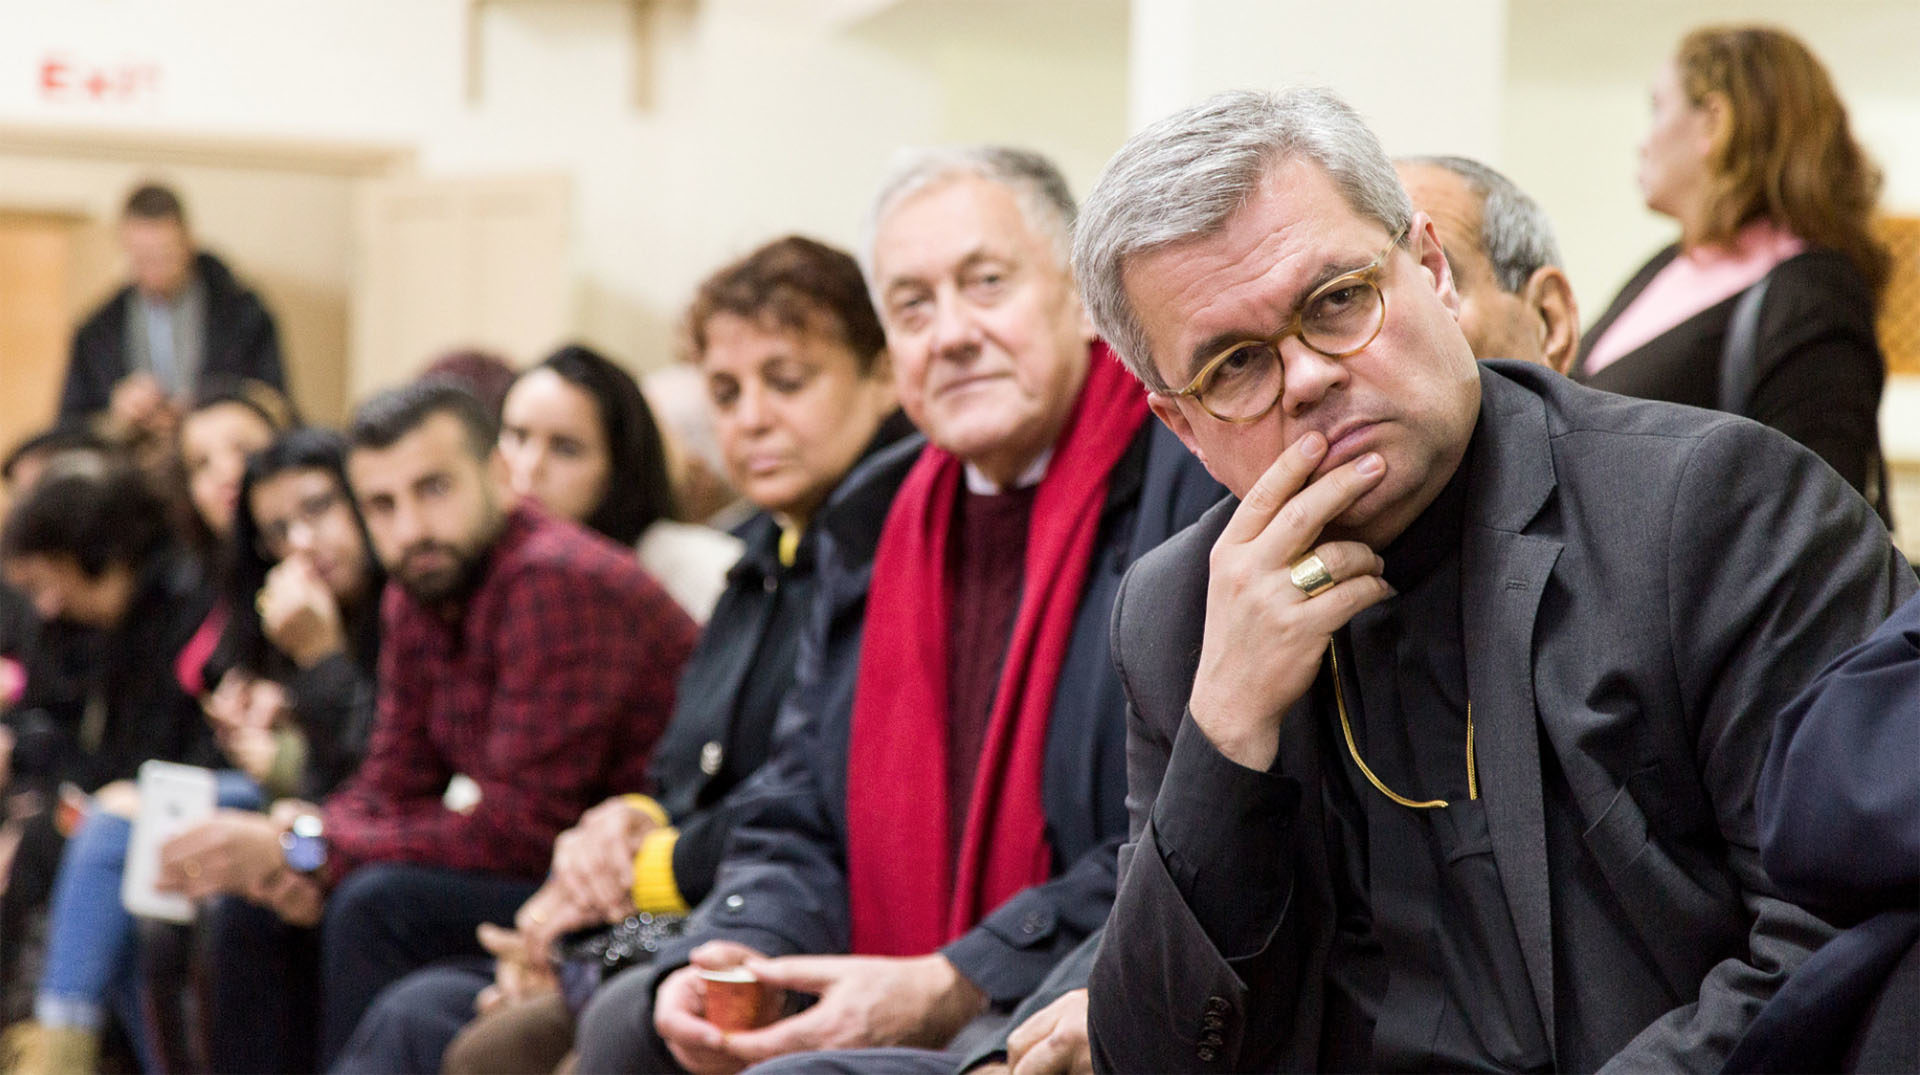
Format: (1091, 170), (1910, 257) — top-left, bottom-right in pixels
(0, 22), (1907, 1075)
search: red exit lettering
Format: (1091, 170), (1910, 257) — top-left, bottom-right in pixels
(37, 54), (161, 105)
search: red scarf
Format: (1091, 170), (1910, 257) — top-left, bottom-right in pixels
(845, 344), (1147, 956)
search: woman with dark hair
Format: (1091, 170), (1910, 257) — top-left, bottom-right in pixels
(0, 461), (215, 793)
(208, 428), (385, 803)
(498, 344), (740, 622)
(335, 235), (914, 1075)
(1575, 25), (1892, 522)
(0, 386), (292, 1073)
(161, 429), (391, 1074)
(177, 377), (299, 557)
(9, 430), (385, 1075)
(173, 378), (298, 698)
(0, 460), (222, 1074)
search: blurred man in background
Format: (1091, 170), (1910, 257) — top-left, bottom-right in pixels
(1395, 156), (1579, 372)
(61, 183), (287, 441)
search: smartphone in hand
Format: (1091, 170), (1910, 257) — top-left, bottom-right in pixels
(122, 761), (216, 922)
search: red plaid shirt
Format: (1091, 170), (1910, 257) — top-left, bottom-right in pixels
(321, 504), (697, 881)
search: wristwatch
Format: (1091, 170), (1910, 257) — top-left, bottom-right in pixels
(280, 813), (329, 874)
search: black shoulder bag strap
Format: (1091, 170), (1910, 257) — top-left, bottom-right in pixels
(1717, 274), (1772, 417)
(1719, 268), (1896, 528)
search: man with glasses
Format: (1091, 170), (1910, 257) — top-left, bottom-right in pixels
(1071, 88), (1913, 1071)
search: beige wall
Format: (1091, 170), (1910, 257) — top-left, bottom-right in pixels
(0, 0), (462, 140)
(432, 0), (1130, 369)
(0, 0), (1909, 467)
(0, 0), (1129, 399)
(1128, 0), (1508, 160)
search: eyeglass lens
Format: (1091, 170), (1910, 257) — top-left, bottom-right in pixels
(1200, 278), (1384, 420)
(261, 489), (340, 554)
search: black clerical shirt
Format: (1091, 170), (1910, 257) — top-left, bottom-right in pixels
(1315, 430), (1552, 1073)
(1173, 424), (1553, 1072)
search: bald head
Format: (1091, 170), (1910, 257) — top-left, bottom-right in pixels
(1395, 157), (1579, 373)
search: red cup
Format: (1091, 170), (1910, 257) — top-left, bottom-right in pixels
(701, 967), (767, 1032)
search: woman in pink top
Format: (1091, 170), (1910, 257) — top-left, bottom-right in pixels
(1576, 26), (1893, 522)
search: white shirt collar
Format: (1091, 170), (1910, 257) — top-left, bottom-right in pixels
(963, 449), (1052, 495)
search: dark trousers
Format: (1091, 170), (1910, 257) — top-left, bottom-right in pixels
(331, 956), (491, 1075)
(574, 961), (680, 1074)
(204, 863), (537, 1073)
(204, 895), (318, 1075)
(1726, 909), (1920, 1074)
(0, 809), (64, 1024)
(1850, 928), (1920, 1072)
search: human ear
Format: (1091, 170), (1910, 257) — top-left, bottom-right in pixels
(1522, 267), (1581, 375)
(1698, 91), (1735, 162)
(1147, 393), (1208, 471)
(1411, 214), (1461, 317)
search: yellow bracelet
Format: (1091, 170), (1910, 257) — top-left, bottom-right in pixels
(630, 827), (689, 914)
(621, 794), (670, 828)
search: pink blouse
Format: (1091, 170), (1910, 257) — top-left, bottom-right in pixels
(1584, 220), (1808, 374)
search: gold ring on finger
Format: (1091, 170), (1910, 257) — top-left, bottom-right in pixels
(183, 860), (203, 880)
(1289, 553), (1336, 597)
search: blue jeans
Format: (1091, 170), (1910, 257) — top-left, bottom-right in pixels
(33, 771), (262, 1066)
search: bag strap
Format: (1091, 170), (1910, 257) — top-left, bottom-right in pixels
(1719, 269), (1897, 529)
(1718, 274), (1772, 416)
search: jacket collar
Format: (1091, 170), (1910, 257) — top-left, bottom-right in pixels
(1467, 362), (1557, 534)
(1574, 244), (1679, 377)
(820, 430), (927, 569)
(1459, 360), (1564, 1049)
(725, 513), (787, 588)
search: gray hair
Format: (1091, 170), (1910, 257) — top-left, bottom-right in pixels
(1075, 88), (1413, 390)
(860, 145), (1078, 289)
(1399, 154), (1563, 293)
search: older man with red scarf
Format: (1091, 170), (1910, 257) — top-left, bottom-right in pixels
(568, 148), (1222, 1075)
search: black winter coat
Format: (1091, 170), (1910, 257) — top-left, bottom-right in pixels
(61, 251), (286, 418)
(648, 419), (1223, 1014)
(646, 411), (917, 905)
(14, 548), (219, 793)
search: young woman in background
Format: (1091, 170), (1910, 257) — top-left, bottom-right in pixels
(496, 344), (742, 622)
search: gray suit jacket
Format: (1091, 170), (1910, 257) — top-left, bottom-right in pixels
(1089, 362), (1915, 1072)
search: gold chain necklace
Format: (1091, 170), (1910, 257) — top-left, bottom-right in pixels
(1328, 643), (1477, 809)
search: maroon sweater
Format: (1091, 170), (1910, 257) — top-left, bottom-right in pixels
(944, 484), (1038, 867)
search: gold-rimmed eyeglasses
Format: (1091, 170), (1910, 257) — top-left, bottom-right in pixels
(1160, 225), (1408, 424)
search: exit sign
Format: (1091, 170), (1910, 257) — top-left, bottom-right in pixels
(38, 54), (162, 105)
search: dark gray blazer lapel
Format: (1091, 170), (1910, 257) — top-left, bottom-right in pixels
(1461, 368), (1562, 1050)
(1464, 528), (1560, 1049)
